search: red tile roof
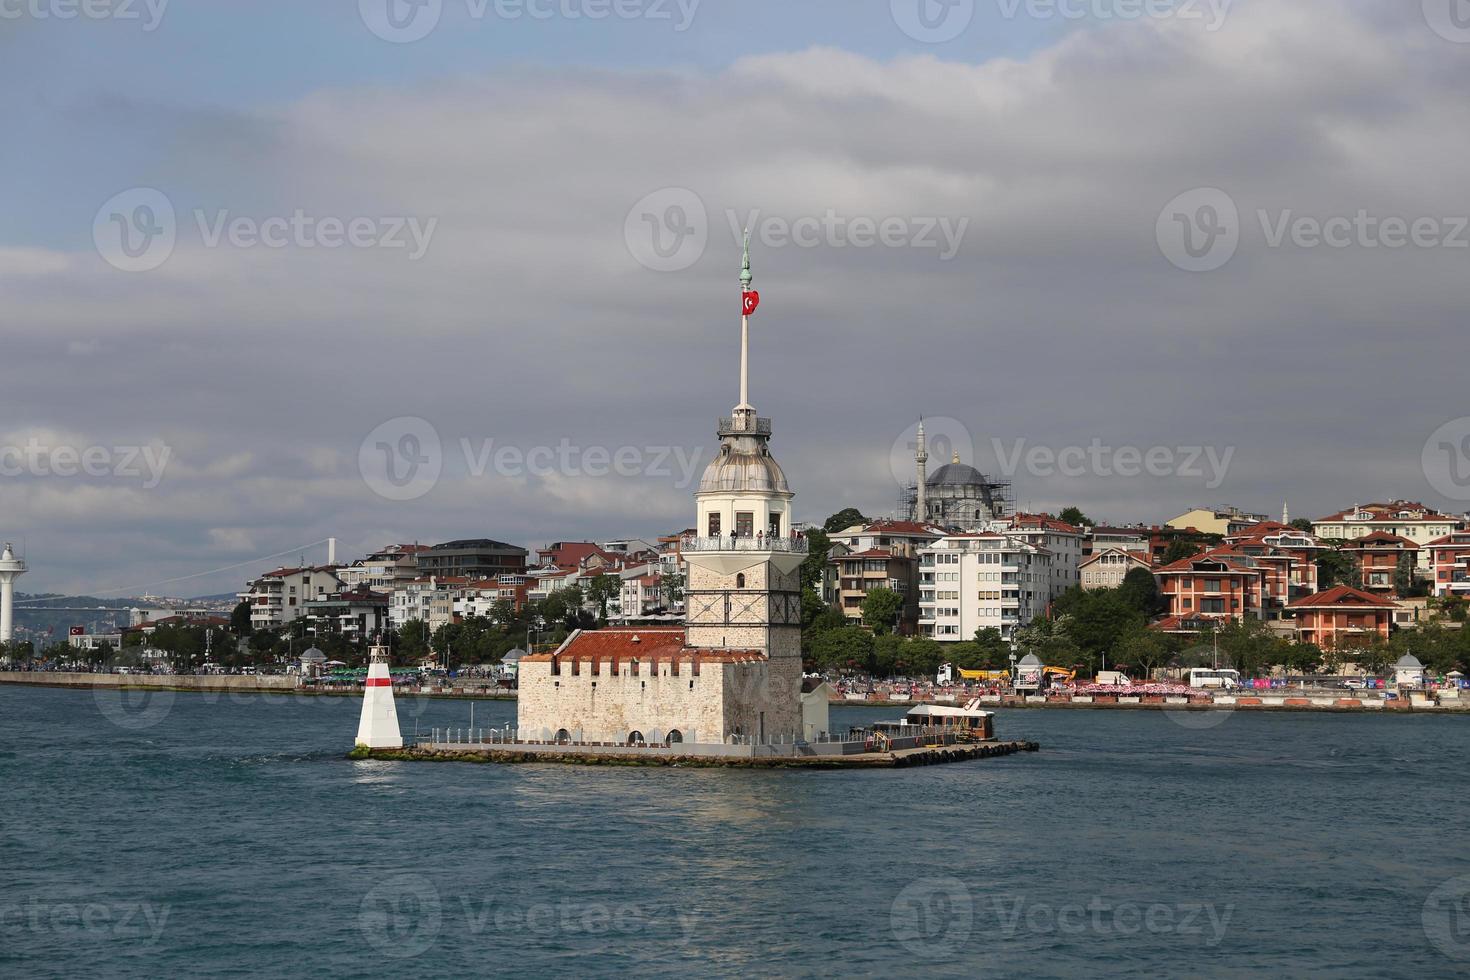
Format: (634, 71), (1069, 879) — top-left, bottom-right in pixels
(1010, 513), (1082, 534)
(521, 627), (765, 666)
(1288, 585), (1396, 609)
(1341, 531), (1419, 550)
(1317, 501), (1451, 522)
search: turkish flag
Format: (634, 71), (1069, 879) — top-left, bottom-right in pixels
(742, 290), (760, 316)
(70, 626), (85, 636)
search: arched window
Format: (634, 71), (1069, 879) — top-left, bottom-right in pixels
(736, 573), (746, 589)
(665, 730), (683, 745)
(627, 731), (646, 746)
(554, 729), (571, 744)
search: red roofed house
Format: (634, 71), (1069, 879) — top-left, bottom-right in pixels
(1339, 532), (1419, 597)
(1312, 501), (1458, 570)
(826, 519), (946, 634)
(1224, 525), (1328, 598)
(1288, 586), (1395, 650)
(1006, 514), (1084, 602)
(1423, 532), (1470, 598)
(1154, 550), (1267, 626)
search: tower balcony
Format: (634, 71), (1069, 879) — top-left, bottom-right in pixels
(681, 535), (808, 555)
(717, 416), (772, 437)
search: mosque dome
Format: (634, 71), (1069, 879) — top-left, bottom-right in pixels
(928, 461), (988, 487)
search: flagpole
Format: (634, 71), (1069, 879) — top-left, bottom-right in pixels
(739, 228), (754, 412)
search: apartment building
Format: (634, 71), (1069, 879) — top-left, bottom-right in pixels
(1339, 531), (1419, 597)
(1423, 532), (1470, 597)
(1004, 514), (1084, 604)
(1312, 501), (1459, 569)
(1154, 550), (1266, 625)
(238, 566), (345, 630)
(1288, 586), (1395, 651)
(1079, 548), (1151, 590)
(917, 533), (1051, 643)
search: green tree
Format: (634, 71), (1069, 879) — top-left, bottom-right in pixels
(1114, 625), (1169, 679)
(587, 575), (621, 620)
(487, 598), (516, 625)
(1282, 642), (1323, 675)
(396, 620), (431, 665)
(1318, 550), (1359, 590)
(1058, 507), (1091, 528)
(1162, 538), (1203, 565)
(808, 626), (874, 674)
(1117, 566), (1163, 617)
(1290, 518), (1314, 532)
(860, 588), (904, 636)
(658, 569), (686, 609)
(798, 529), (831, 596)
(971, 628), (1010, 669)
(823, 508), (868, 533)
(230, 600), (254, 636)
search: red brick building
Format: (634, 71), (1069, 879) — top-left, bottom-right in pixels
(1339, 531), (1418, 597)
(1288, 586), (1394, 650)
(1154, 550), (1267, 624)
(1423, 532), (1470, 598)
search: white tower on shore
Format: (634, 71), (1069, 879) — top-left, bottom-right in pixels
(0, 543), (26, 645)
(355, 636), (403, 749)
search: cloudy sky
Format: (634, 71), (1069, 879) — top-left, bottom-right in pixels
(3, 0), (1470, 596)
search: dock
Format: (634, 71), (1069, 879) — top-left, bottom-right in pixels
(352, 738), (1040, 769)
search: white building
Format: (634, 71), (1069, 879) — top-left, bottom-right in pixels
(1005, 514), (1084, 603)
(1079, 548), (1151, 590)
(919, 533), (1051, 642)
(238, 566), (344, 630)
(1312, 501), (1460, 569)
(336, 544), (427, 590)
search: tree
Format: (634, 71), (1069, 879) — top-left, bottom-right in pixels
(1281, 642), (1323, 675)
(1318, 550), (1359, 590)
(587, 575), (621, 620)
(1058, 507), (1091, 528)
(1114, 625), (1169, 679)
(823, 508), (867, 533)
(487, 599), (516, 625)
(396, 620), (431, 666)
(808, 626), (874, 674)
(798, 529), (831, 595)
(658, 569), (685, 609)
(1117, 566), (1163, 617)
(230, 600), (254, 636)
(1290, 518), (1314, 532)
(860, 588), (904, 636)
(971, 628), (1010, 669)
(1162, 538), (1203, 564)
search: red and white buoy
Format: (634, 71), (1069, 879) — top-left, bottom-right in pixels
(355, 637), (403, 749)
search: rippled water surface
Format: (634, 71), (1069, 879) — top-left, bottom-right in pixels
(3, 686), (1469, 978)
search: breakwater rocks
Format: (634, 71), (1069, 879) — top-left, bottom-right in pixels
(350, 739), (1039, 769)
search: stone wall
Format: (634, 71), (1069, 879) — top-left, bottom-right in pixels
(516, 659), (732, 744)
(0, 672), (298, 692)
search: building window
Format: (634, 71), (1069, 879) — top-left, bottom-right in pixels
(708, 513), (721, 537)
(736, 573), (746, 589)
(769, 514), (781, 537)
(736, 512), (754, 537)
